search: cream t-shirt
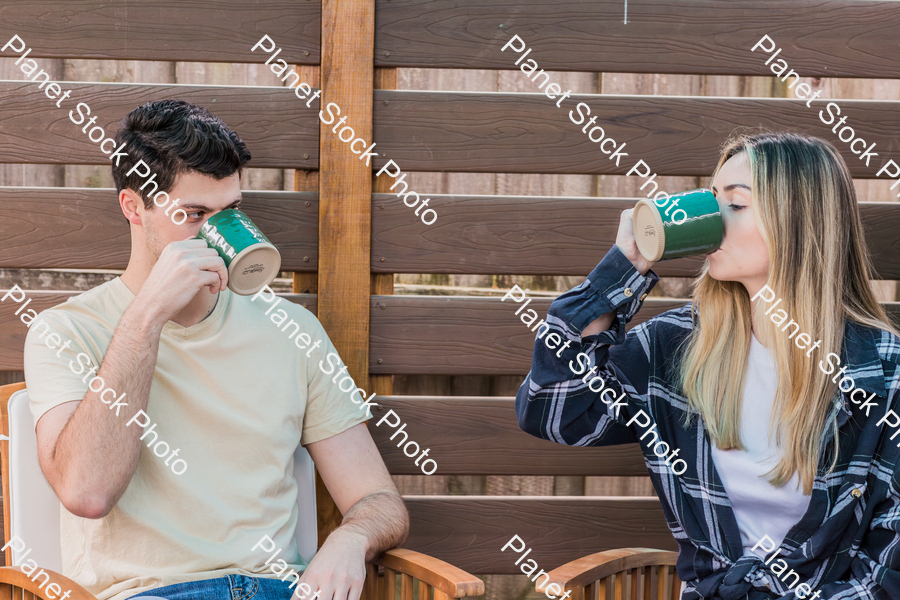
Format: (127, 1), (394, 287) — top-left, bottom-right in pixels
(23, 278), (369, 600)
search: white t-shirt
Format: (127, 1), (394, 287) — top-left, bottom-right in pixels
(23, 277), (370, 600)
(710, 334), (811, 559)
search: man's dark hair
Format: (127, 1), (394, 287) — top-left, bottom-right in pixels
(112, 99), (251, 209)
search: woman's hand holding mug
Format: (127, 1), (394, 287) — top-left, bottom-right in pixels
(616, 208), (655, 276)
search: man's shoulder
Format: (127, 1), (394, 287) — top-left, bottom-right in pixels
(235, 292), (322, 329)
(228, 292), (331, 359)
(27, 278), (128, 341)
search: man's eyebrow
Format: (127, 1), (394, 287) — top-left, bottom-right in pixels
(179, 197), (242, 212)
(711, 183), (751, 194)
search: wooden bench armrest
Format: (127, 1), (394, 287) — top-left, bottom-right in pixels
(372, 548), (484, 598)
(0, 555), (483, 600)
(543, 548), (678, 589)
(0, 566), (98, 600)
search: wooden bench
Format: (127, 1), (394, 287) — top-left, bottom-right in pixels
(3, 1), (900, 599)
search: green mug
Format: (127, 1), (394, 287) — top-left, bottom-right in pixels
(197, 209), (282, 296)
(633, 188), (723, 261)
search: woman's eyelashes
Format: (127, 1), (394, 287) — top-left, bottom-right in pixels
(728, 203), (747, 211)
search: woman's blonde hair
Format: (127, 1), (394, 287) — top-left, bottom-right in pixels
(680, 131), (896, 493)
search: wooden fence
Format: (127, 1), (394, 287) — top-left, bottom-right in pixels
(2, 0), (900, 596)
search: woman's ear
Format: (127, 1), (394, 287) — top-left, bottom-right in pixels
(120, 189), (144, 226)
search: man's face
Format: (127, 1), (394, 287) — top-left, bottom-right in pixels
(140, 171), (242, 261)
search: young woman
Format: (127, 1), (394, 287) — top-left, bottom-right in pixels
(516, 131), (900, 599)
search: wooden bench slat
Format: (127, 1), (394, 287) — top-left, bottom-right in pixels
(3, 1), (320, 63)
(403, 496), (676, 574)
(371, 396), (648, 476)
(384, 568), (397, 600)
(375, 0), (900, 78)
(0, 82), (318, 169)
(373, 196), (900, 279)
(371, 91), (900, 177)
(401, 574), (413, 600)
(0, 188), (318, 270)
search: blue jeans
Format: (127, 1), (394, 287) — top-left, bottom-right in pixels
(128, 574), (295, 600)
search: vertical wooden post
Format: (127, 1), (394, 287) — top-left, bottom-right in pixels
(316, 0), (375, 542)
(293, 64), (321, 298)
(371, 67), (397, 397)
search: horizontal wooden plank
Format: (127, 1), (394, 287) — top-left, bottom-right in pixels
(373, 196), (900, 279)
(371, 396), (647, 476)
(6, 83), (900, 178)
(376, 0), (900, 78)
(0, 291), (314, 370)
(369, 296), (684, 375)
(370, 296), (900, 375)
(6, 188), (897, 279)
(372, 91), (900, 177)
(0, 81), (318, 168)
(403, 496), (676, 574)
(0, 1), (319, 63)
(8, 292), (896, 374)
(6, 189), (898, 279)
(0, 188), (318, 270)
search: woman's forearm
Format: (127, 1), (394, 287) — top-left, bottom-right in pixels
(582, 311), (616, 337)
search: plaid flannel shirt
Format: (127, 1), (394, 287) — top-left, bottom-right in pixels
(515, 245), (900, 600)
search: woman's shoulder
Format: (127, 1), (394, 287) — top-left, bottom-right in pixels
(844, 320), (900, 397)
(627, 301), (696, 356)
(637, 301), (695, 335)
(846, 320), (900, 363)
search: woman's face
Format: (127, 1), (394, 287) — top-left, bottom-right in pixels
(707, 151), (770, 295)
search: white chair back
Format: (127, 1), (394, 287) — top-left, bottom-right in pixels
(6, 389), (318, 568)
(8, 388), (62, 569)
(291, 435), (319, 562)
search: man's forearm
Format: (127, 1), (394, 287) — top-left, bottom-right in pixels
(49, 302), (164, 514)
(336, 488), (409, 561)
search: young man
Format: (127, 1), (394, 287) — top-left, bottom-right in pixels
(23, 100), (408, 600)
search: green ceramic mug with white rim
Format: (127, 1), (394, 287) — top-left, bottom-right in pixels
(632, 188), (723, 262)
(196, 209), (281, 296)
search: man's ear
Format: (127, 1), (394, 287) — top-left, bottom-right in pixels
(120, 189), (145, 226)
